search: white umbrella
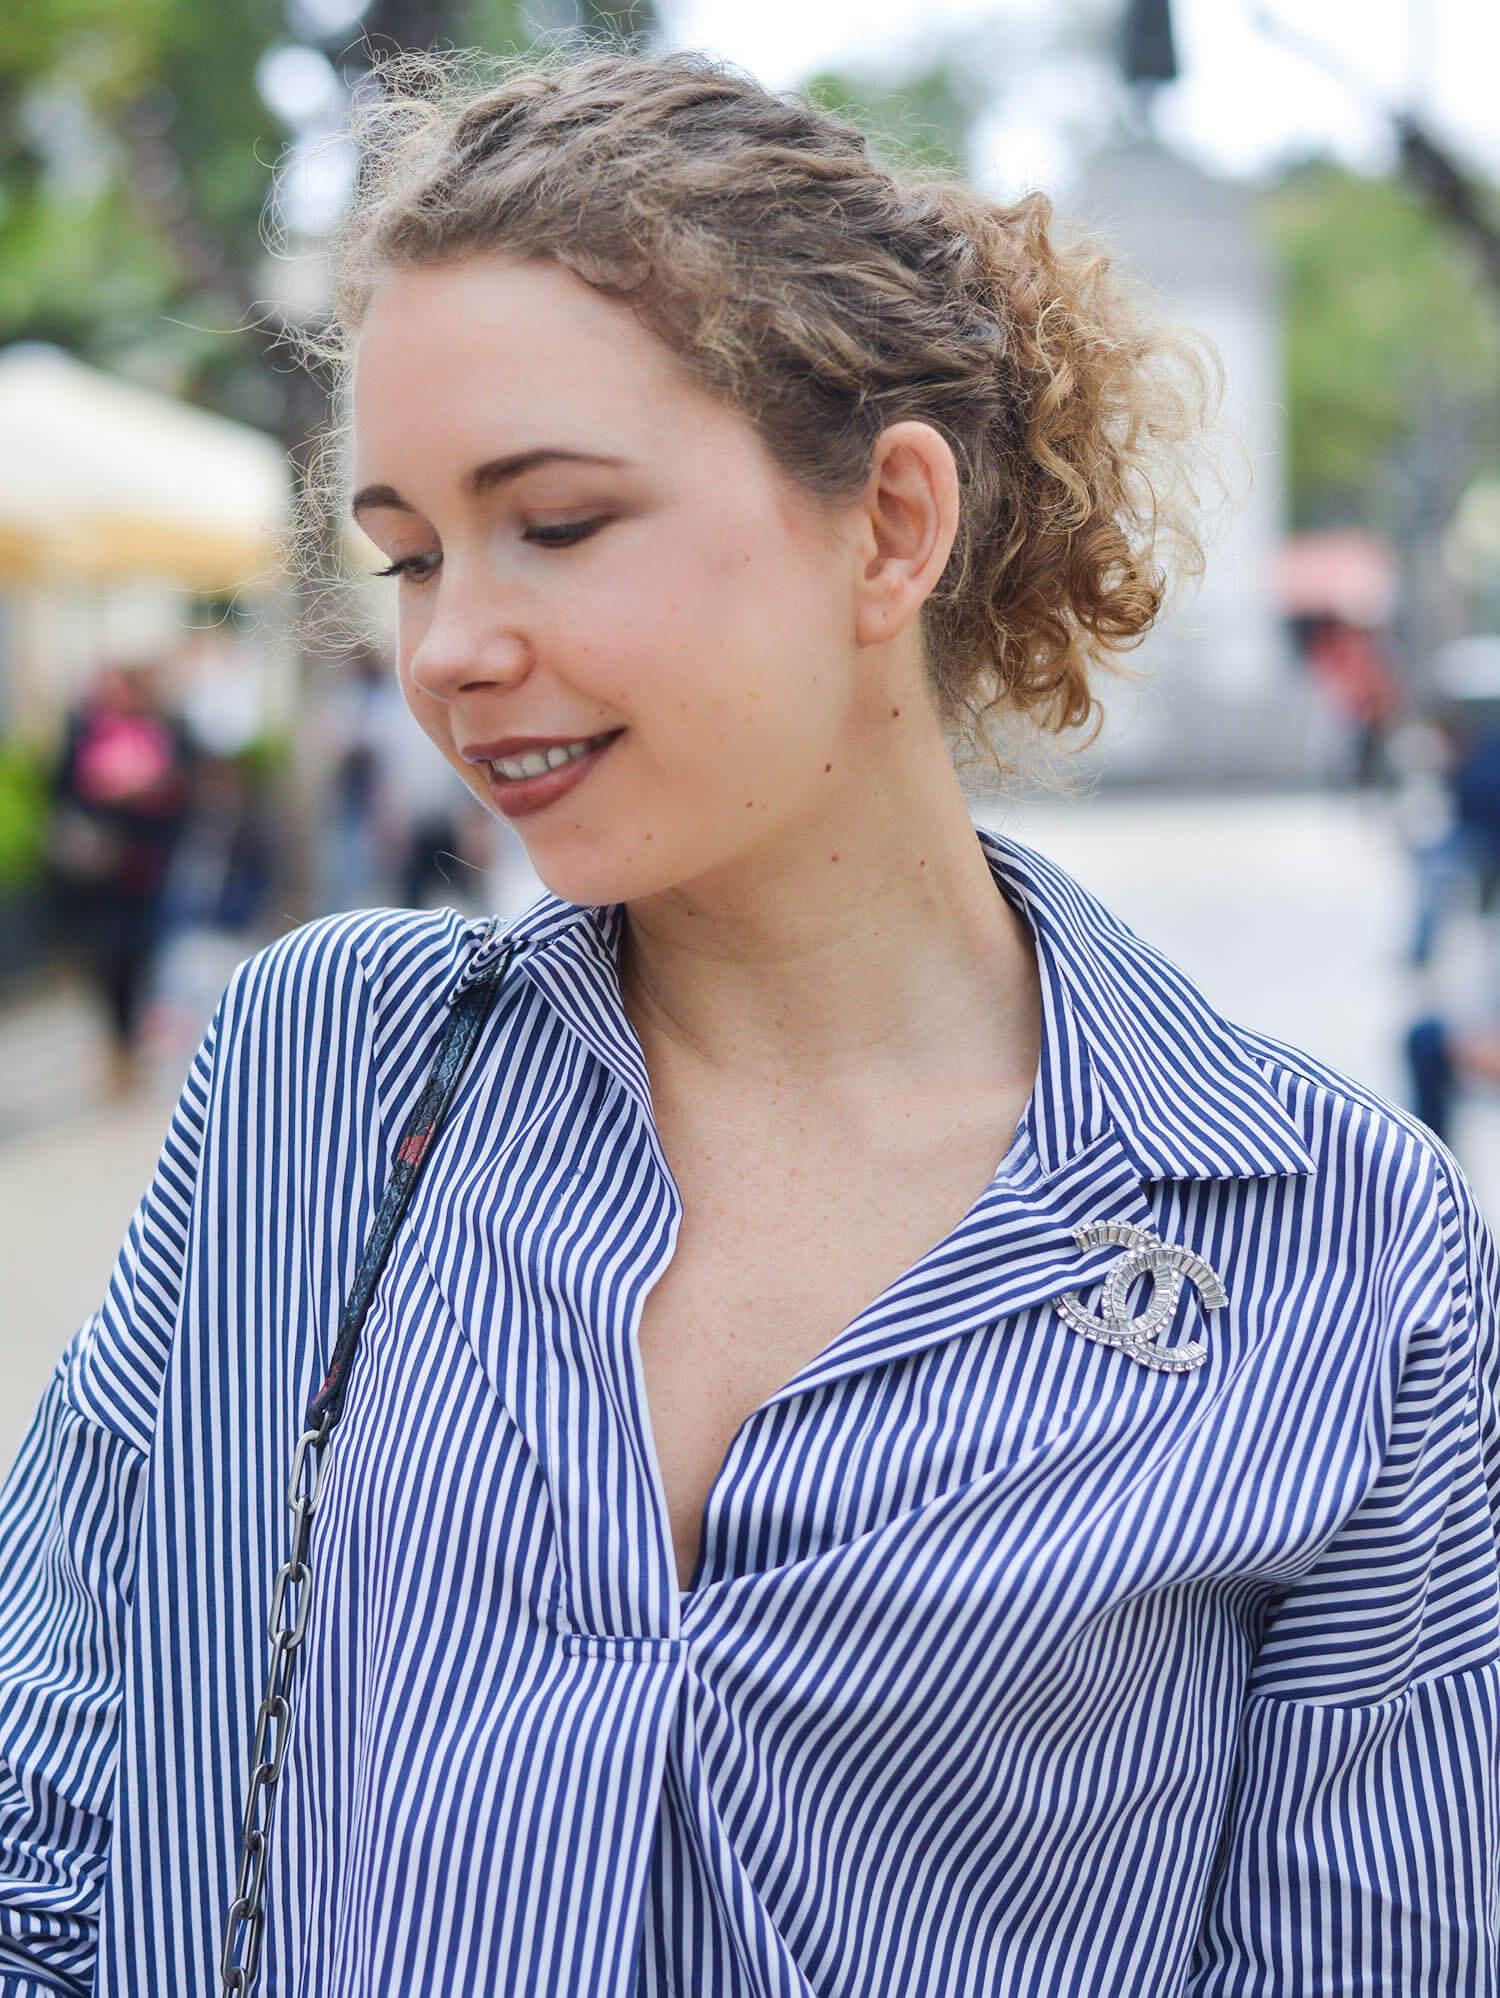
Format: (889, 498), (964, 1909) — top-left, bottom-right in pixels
(0, 343), (289, 591)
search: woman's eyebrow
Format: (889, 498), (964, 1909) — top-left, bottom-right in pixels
(350, 482), (411, 519)
(467, 448), (629, 494)
(351, 448), (630, 520)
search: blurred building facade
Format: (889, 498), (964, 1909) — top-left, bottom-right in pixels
(1076, 140), (1329, 782)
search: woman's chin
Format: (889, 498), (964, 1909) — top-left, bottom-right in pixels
(516, 836), (686, 913)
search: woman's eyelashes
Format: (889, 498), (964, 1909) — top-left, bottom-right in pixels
(372, 551), (440, 583)
(522, 515), (611, 548)
(371, 516), (610, 582)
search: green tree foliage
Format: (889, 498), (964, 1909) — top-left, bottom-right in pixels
(1263, 160), (1500, 528)
(803, 62), (977, 179)
(0, 0), (649, 427)
(460, 0), (532, 52)
(0, 745), (46, 887)
(0, 0), (285, 397)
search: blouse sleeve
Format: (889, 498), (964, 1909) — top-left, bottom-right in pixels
(1186, 1148), (1500, 1994)
(0, 1016), (218, 1998)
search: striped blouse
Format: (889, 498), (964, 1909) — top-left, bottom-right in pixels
(1, 828), (1497, 1996)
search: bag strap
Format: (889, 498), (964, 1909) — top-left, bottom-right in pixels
(220, 930), (516, 1996)
(307, 936), (516, 1433)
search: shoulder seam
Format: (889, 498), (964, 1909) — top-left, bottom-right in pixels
(1242, 1648), (1500, 1715)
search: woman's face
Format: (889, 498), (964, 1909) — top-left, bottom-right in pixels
(350, 256), (896, 909)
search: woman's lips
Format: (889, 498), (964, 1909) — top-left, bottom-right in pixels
(478, 730), (622, 818)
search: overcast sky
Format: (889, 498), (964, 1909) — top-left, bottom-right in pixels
(661, 0), (1500, 193)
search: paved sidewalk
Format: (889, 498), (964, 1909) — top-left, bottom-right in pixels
(0, 931), (247, 1472)
(1, 792), (1493, 1479)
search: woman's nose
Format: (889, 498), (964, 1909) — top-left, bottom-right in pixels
(405, 571), (534, 704)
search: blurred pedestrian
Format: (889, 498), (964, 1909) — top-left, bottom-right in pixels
(2, 50), (1497, 1998)
(1302, 613), (1398, 787)
(319, 648), (400, 910)
(374, 676), (470, 909)
(1407, 710), (1500, 966)
(46, 661), (192, 1094)
(165, 750), (274, 936)
(317, 647), (476, 911)
(1403, 718), (1500, 1141)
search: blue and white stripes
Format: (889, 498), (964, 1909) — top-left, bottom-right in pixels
(0, 828), (1496, 1995)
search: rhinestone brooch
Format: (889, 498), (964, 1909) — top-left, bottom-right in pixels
(1055, 1221), (1227, 1374)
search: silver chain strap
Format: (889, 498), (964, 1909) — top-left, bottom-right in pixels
(216, 933), (510, 1993)
(219, 1411), (333, 1993)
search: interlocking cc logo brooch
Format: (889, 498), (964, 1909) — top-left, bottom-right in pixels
(1055, 1221), (1227, 1374)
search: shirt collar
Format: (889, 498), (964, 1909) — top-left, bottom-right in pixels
(977, 828), (1314, 1183)
(464, 825), (1314, 1187)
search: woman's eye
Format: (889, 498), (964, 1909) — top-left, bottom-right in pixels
(371, 552), (440, 584)
(523, 517), (608, 549)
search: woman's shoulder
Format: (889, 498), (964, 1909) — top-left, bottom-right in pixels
(1236, 1020), (1439, 1161)
(236, 902), (485, 994)
(1164, 966), (1495, 1383)
(989, 828), (1491, 1297)
(1237, 1021), (1493, 1296)
(1165, 957), (1495, 1350)
(214, 904), (496, 1072)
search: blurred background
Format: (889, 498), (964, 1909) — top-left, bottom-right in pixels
(3, 0), (1500, 1464)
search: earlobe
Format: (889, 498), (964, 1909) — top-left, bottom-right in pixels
(853, 421), (961, 648)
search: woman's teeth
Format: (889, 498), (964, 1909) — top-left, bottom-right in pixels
(490, 733), (614, 782)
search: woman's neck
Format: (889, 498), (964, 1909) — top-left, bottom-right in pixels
(618, 731), (1039, 1101)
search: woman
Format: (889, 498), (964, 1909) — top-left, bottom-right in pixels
(1, 51), (1495, 1998)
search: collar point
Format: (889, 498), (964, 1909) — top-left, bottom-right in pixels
(1118, 1128), (1317, 1186)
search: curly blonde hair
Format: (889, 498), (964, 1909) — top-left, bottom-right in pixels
(328, 49), (1219, 758)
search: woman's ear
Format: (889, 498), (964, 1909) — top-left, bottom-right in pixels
(852, 421), (960, 649)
